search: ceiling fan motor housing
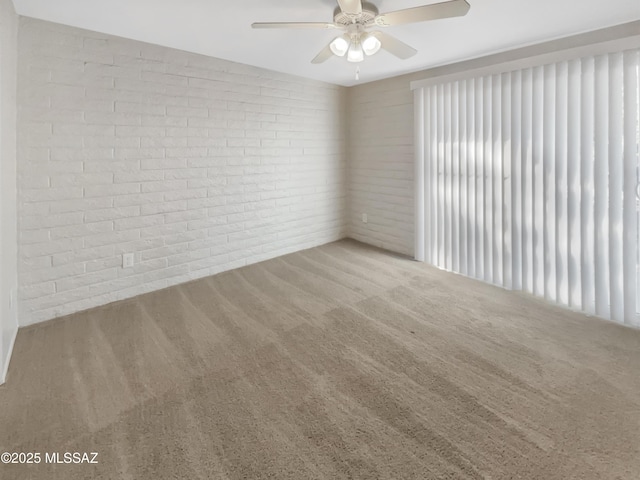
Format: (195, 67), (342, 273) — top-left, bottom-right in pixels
(333, 2), (378, 27)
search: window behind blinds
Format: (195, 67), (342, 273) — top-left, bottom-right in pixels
(414, 49), (640, 326)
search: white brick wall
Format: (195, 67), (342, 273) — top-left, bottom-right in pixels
(0, 0), (18, 382)
(17, 18), (347, 325)
(347, 74), (419, 257)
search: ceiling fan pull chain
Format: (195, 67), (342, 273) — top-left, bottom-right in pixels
(355, 66), (360, 81)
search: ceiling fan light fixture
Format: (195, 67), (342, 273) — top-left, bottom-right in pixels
(347, 42), (364, 63)
(254, 0), (472, 65)
(329, 36), (349, 57)
(362, 34), (381, 56)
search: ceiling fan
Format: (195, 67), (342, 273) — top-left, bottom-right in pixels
(252, 0), (470, 64)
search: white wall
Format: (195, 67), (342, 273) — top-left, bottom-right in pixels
(347, 74), (418, 256)
(0, 0), (19, 383)
(17, 18), (347, 325)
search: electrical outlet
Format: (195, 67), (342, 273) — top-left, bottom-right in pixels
(122, 253), (135, 269)
(362, 213), (368, 223)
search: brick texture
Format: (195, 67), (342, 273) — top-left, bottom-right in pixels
(17, 18), (347, 325)
(347, 74), (418, 257)
(1, 0), (18, 382)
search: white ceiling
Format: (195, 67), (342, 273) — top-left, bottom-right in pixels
(12, 0), (640, 86)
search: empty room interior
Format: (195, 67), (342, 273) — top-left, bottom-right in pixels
(1, 0), (640, 478)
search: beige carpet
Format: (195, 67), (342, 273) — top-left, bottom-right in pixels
(1, 239), (640, 479)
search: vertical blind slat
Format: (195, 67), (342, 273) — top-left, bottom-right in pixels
(623, 50), (639, 326)
(502, 72), (513, 290)
(476, 77), (485, 280)
(532, 66), (545, 298)
(567, 59), (582, 309)
(510, 71), (522, 291)
(594, 55), (610, 319)
(522, 68), (534, 294)
(493, 74), (504, 287)
(437, 84), (445, 267)
(543, 64), (557, 302)
(430, 86), (439, 264)
(580, 57), (596, 315)
(444, 83), (453, 271)
(467, 79), (476, 278)
(484, 77), (493, 283)
(608, 53), (624, 324)
(555, 61), (569, 306)
(459, 81), (468, 276)
(452, 82), (460, 273)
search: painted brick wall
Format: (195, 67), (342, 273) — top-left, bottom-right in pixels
(347, 73), (419, 257)
(0, 0), (18, 382)
(17, 18), (347, 325)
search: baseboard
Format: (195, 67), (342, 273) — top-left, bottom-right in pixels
(0, 325), (18, 385)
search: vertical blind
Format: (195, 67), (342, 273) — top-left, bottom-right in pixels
(414, 49), (640, 326)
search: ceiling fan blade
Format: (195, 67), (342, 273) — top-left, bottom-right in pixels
(252, 22), (337, 29)
(311, 45), (334, 64)
(372, 32), (417, 60)
(374, 0), (470, 27)
(336, 0), (362, 16)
